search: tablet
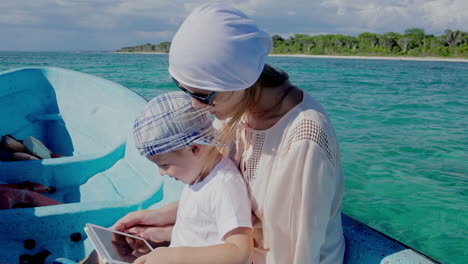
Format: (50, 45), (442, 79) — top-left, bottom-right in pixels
(84, 223), (154, 264)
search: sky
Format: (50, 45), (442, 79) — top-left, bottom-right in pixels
(1, 0), (467, 51)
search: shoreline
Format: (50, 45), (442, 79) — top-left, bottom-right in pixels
(114, 51), (468, 62)
(269, 54), (468, 62)
(114, 51), (167, 55)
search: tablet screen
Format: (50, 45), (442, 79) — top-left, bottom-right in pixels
(91, 225), (153, 262)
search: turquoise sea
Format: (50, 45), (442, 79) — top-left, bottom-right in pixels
(1, 52), (467, 263)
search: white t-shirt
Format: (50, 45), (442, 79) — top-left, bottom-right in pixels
(170, 157), (252, 247)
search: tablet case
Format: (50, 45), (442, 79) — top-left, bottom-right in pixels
(84, 223), (153, 264)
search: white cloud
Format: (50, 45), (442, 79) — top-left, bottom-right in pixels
(134, 30), (172, 40)
(319, 0), (468, 34)
(107, 0), (173, 15)
(0, 11), (41, 25)
(76, 13), (119, 30)
(422, 0), (468, 32)
(0, 0), (466, 51)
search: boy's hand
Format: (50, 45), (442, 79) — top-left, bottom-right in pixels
(133, 254), (148, 264)
(133, 247), (173, 264)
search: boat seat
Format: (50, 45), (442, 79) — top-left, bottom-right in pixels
(0, 142), (125, 188)
(53, 258), (79, 264)
(27, 113), (64, 121)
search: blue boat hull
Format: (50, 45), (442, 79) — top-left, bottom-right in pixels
(0, 68), (437, 264)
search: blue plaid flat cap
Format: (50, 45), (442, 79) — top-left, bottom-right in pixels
(133, 91), (216, 157)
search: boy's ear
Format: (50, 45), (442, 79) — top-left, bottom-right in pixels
(191, 145), (200, 155)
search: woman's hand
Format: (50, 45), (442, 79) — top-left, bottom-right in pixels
(113, 210), (158, 232)
(113, 201), (179, 243)
(121, 224), (174, 244)
(114, 201), (179, 231)
(113, 212), (173, 243)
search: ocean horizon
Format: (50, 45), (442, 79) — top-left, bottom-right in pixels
(1, 51), (467, 264)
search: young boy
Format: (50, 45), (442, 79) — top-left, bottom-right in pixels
(130, 91), (253, 264)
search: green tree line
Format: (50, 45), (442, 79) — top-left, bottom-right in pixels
(272, 29), (467, 57)
(117, 42), (171, 53)
(117, 29), (468, 58)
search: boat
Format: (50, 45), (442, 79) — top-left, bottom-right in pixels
(0, 67), (438, 264)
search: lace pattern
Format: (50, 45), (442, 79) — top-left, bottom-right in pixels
(242, 132), (265, 188)
(282, 119), (336, 166)
(230, 119), (337, 191)
(227, 142), (238, 162)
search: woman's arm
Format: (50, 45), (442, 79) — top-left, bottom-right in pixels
(113, 201), (179, 242)
(263, 140), (344, 264)
(114, 201), (179, 230)
(134, 227), (253, 264)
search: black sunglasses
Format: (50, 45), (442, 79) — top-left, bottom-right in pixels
(172, 78), (217, 106)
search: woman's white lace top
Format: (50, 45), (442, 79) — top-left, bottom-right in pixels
(218, 91), (345, 264)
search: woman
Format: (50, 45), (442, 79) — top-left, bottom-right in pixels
(114, 3), (345, 264)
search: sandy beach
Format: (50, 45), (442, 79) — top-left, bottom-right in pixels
(115, 52), (468, 63)
(269, 54), (468, 62)
(114, 51), (168, 55)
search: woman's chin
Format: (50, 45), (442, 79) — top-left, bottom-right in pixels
(211, 111), (221, 119)
(212, 112), (229, 120)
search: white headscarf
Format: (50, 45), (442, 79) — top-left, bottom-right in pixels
(169, 3), (272, 92)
